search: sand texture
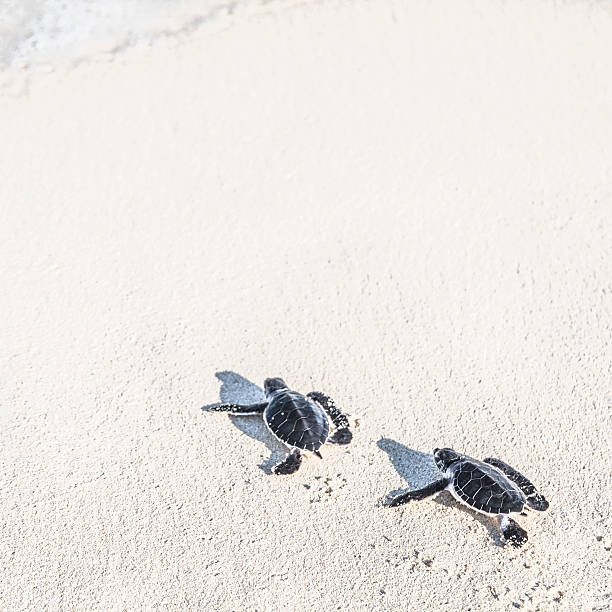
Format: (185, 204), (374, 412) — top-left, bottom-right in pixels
(1, 0), (611, 610)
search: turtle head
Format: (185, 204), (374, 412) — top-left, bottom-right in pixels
(264, 377), (288, 396)
(433, 448), (462, 471)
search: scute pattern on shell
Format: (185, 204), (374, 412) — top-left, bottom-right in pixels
(264, 391), (329, 451)
(452, 460), (525, 515)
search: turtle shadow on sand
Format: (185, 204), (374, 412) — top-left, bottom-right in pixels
(201, 371), (286, 474)
(378, 438), (505, 547)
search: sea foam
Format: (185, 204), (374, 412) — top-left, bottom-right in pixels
(0, 0), (274, 71)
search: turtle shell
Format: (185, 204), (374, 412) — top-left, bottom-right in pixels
(450, 458), (526, 515)
(264, 391), (330, 452)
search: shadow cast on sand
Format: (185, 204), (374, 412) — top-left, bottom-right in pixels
(201, 371), (285, 473)
(378, 438), (504, 547)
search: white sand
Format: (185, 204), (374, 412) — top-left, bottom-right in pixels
(1, 0), (611, 609)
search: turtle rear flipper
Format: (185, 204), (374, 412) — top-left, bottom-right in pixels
(524, 494), (549, 511)
(483, 457), (549, 511)
(328, 428), (352, 445)
(274, 448), (302, 475)
(307, 391), (352, 444)
(499, 516), (528, 548)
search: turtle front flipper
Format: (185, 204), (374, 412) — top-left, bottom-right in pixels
(209, 402), (267, 415)
(307, 391), (352, 445)
(273, 448), (302, 475)
(499, 515), (528, 547)
(385, 478), (449, 507)
(483, 457), (549, 511)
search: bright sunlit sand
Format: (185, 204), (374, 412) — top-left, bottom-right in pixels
(1, 0), (611, 609)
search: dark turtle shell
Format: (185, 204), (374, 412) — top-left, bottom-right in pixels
(451, 458), (526, 515)
(264, 390), (330, 452)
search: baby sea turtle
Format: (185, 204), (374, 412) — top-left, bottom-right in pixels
(386, 448), (549, 547)
(208, 377), (352, 475)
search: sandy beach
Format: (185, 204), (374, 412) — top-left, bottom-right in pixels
(1, 0), (611, 609)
